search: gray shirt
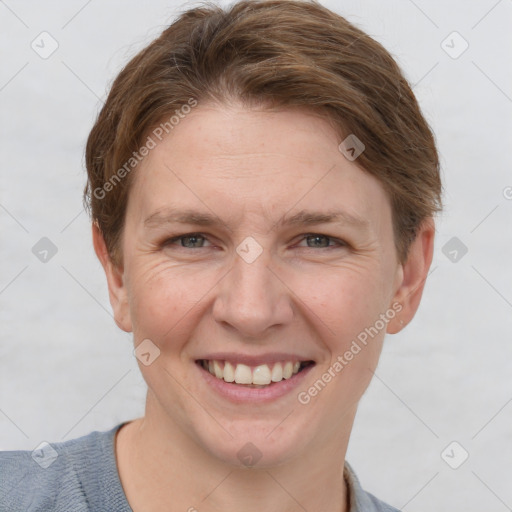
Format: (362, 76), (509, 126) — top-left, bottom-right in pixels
(0, 423), (401, 511)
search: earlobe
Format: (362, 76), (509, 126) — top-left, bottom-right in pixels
(92, 223), (133, 333)
(386, 218), (435, 334)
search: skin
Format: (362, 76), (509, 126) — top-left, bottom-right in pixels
(93, 102), (435, 512)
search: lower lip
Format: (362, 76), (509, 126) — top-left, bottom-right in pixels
(195, 362), (315, 404)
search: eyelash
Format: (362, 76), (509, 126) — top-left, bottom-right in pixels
(162, 232), (348, 250)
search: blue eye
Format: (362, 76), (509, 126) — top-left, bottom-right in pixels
(298, 234), (346, 249)
(165, 233), (210, 248)
(162, 233), (347, 250)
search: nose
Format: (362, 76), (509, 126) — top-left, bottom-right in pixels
(212, 247), (294, 338)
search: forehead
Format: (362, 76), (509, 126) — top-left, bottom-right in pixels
(127, 103), (392, 234)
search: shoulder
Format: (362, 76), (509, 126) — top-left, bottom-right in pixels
(344, 461), (402, 512)
(363, 491), (402, 512)
(0, 423), (129, 512)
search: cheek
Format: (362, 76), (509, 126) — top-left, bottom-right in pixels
(296, 262), (388, 339)
(127, 261), (196, 339)
(309, 270), (388, 391)
(126, 248), (392, 353)
(126, 258), (227, 352)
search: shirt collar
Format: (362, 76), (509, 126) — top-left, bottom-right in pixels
(344, 460), (391, 511)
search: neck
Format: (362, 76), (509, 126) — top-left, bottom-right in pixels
(115, 395), (352, 512)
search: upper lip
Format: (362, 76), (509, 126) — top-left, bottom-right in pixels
(196, 352), (315, 366)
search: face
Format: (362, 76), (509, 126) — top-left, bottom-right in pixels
(97, 103), (431, 468)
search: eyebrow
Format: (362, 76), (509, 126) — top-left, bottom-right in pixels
(144, 207), (370, 233)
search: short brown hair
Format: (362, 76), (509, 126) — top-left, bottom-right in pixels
(84, 0), (442, 266)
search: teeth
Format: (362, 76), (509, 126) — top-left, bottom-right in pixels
(201, 359), (307, 386)
(283, 361), (293, 379)
(234, 364), (252, 384)
(223, 361), (235, 382)
(253, 364), (272, 385)
(271, 362), (283, 382)
(213, 360), (223, 379)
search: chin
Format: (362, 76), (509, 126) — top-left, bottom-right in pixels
(195, 417), (309, 469)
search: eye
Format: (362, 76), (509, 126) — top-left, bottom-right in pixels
(296, 233), (347, 249)
(161, 232), (347, 251)
(163, 233), (212, 249)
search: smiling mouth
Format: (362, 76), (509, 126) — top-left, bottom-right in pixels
(195, 359), (315, 388)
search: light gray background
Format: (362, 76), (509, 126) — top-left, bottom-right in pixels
(1, 1), (511, 510)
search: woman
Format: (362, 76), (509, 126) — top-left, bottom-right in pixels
(0, 0), (441, 510)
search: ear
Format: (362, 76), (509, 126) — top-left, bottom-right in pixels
(386, 218), (435, 334)
(92, 222), (132, 333)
